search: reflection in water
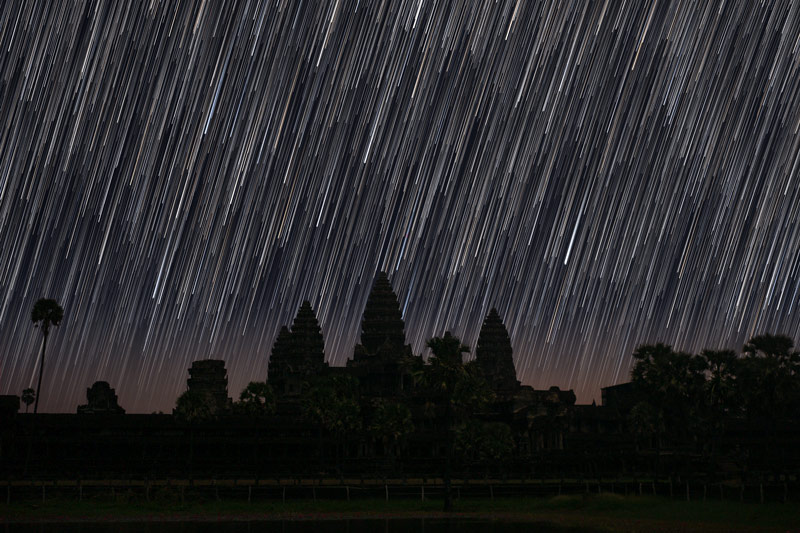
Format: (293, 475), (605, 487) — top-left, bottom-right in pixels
(5, 518), (596, 532)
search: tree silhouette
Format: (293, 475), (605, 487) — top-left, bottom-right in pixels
(174, 389), (216, 423)
(300, 374), (362, 474)
(700, 349), (738, 413)
(369, 398), (414, 469)
(629, 343), (706, 466)
(455, 420), (514, 477)
(30, 298), (64, 414)
(21, 388), (35, 413)
(417, 332), (492, 512)
(174, 389), (217, 481)
(628, 401), (664, 452)
(739, 333), (799, 421)
(234, 381), (276, 416)
(698, 349), (738, 455)
(736, 333), (800, 471)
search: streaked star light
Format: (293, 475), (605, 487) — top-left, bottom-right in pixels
(1, 1), (799, 412)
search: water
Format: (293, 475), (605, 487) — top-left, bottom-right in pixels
(4, 519), (597, 532)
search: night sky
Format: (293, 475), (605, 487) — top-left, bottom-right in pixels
(2, 1), (800, 413)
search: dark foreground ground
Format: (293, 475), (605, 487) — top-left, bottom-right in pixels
(2, 494), (799, 532)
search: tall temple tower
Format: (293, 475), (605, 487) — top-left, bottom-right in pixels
(267, 301), (328, 396)
(358, 272), (407, 353)
(475, 308), (520, 397)
(347, 272), (417, 396)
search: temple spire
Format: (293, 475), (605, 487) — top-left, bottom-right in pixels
(359, 272), (407, 354)
(290, 300), (325, 369)
(475, 308), (519, 395)
(347, 272), (415, 396)
(267, 302), (327, 396)
(267, 326), (292, 381)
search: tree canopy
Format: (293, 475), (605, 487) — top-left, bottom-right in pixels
(234, 381), (276, 416)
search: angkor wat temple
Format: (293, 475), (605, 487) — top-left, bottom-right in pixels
(1, 273), (798, 487)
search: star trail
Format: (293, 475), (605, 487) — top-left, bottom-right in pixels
(1, 1), (800, 413)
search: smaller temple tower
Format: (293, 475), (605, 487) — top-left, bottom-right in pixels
(475, 308), (520, 398)
(186, 359), (231, 413)
(77, 381), (125, 414)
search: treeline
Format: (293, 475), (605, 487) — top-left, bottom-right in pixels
(628, 333), (800, 458)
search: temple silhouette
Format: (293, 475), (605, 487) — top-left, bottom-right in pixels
(1, 272), (798, 500)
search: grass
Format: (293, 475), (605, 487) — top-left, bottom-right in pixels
(1, 493), (798, 531)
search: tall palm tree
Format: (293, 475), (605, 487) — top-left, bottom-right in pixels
(21, 388), (35, 413)
(31, 298), (64, 414)
(420, 332), (470, 512)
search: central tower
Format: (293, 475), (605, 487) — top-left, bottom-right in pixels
(347, 272), (417, 396)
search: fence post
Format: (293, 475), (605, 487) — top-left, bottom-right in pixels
(42, 484), (45, 503)
(282, 486), (285, 503)
(385, 484), (388, 502)
(347, 485), (350, 501)
(248, 485), (252, 503)
(490, 484), (494, 500)
(421, 485), (424, 501)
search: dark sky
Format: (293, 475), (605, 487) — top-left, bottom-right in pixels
(1, 1), (799, 413)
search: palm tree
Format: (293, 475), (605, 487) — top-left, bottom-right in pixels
(21, 388), (35, 413)
(31, 298), (64, 414)
(738, 334), (800, 471)
(740, 333), (799, 420)
(698, 349), (737, 456)
(418, 332), (471, 512)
